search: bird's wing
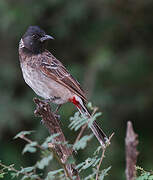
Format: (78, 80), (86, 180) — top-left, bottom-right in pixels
(39, 50), (87, 102)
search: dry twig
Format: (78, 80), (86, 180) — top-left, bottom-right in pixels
(19, 134), (44, 150)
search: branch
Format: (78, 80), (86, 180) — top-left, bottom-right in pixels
(125, 121), (139, 180)
(74, 124), (88, 145)
(33, 98), (80, 180)
(0, 162), (43, 180)
(95, 132), (114, 180)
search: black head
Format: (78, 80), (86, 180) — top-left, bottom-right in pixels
(21, 26), (54, 54)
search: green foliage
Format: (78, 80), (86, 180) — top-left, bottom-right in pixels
(136, 166), (153, 180)
(41, 133), (61, 149)
(45, 169), (64, 180)
(69, 110), (102, 131)
(14, 131), (35, 139)
(22, 142), (38, 154)
(36, 155), (52, 170)
(0, 109), (111, 179)
(0, 173), (5, 178)
(73, 134), (93, 150)
(69, 112), (88, 131)
(98, 166), (112, 180)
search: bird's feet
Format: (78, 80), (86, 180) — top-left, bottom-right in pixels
(42, 96), (61, 104)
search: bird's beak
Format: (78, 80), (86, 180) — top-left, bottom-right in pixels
(40, 35), (54, 42)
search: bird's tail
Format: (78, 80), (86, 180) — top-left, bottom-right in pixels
(72, 96), (108, 147)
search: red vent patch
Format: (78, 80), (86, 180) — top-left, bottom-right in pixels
(69, 96), (81, 109)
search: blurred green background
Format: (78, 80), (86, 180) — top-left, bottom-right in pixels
(0, 0), (153, 179)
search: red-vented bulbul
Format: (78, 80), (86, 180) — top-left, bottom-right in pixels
(19, 26), (108, 147)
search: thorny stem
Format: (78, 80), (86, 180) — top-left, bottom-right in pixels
(0, 162), (42, 180)
(95, 133), (114, 180)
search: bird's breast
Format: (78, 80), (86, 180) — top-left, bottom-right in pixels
(20, 62), (74, 104)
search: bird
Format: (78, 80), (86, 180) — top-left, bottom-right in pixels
(18, 26), (108, 147)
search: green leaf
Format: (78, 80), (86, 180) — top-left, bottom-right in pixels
(73, 135), (93, 150)
(14, 131), (35, 139)
(41, 133), (60, 149)
(136, 172), (150, 180)
(76, 162), (85, 170)
(87, 102), (93, 109)
(20, 166), (35, 173)
(94, 146), (102, 155)
(21, 175), (29, 180)
(69, 112), (88, 131)
(31, 175), (40, 179)
(66, 156), (75, 165)
(82, 158), (96, 169)
(79, 157), (97, 171)
(21, 174), (40, 180)
(88, 112), (102, 128)
(22, 142), (37, 154)
(10, 172), (17, 178)
(45, 169), (64, 180)
(92, 157), (101, 166)
(84, 171), (96, 180)
(0, 172), (5, 178)
(36, 155), (52, 169)
(99, 166), (111, 180)
(149, 175), (153, 180)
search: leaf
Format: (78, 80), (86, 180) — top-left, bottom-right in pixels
(14, 131), (35, 139)
(88, 112), (102, 128)
(36, 155), (52, 169)
(149, 175), (153, 180)
(21, 174), (40, 180)
(73, 135), (93, 150)
(79, 157), (97, 171)
(21, 175), (29, 180)
(20, 166), (35, 173)
(66, 156), (75, 165)
(10, 172), (17, 178)
(76, 156), (101, 173)
(92, 157), (101, 166)
(0, 172), (5, 178)
(87, 102), (93, 109)
(22, 142), (37, 154)
(136, 172), (152, 180)
(41, 133), (60, 149)
(99, 166), (111, 180)
(76, 162), (85, 170)
(84, 171), (96, 180)
(94, 146), (102, 155)
(69, 112), (88, 131)
(45, 169), (63, 180)
(82, 158), (96, 169)
(31, 175), (40, 179)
